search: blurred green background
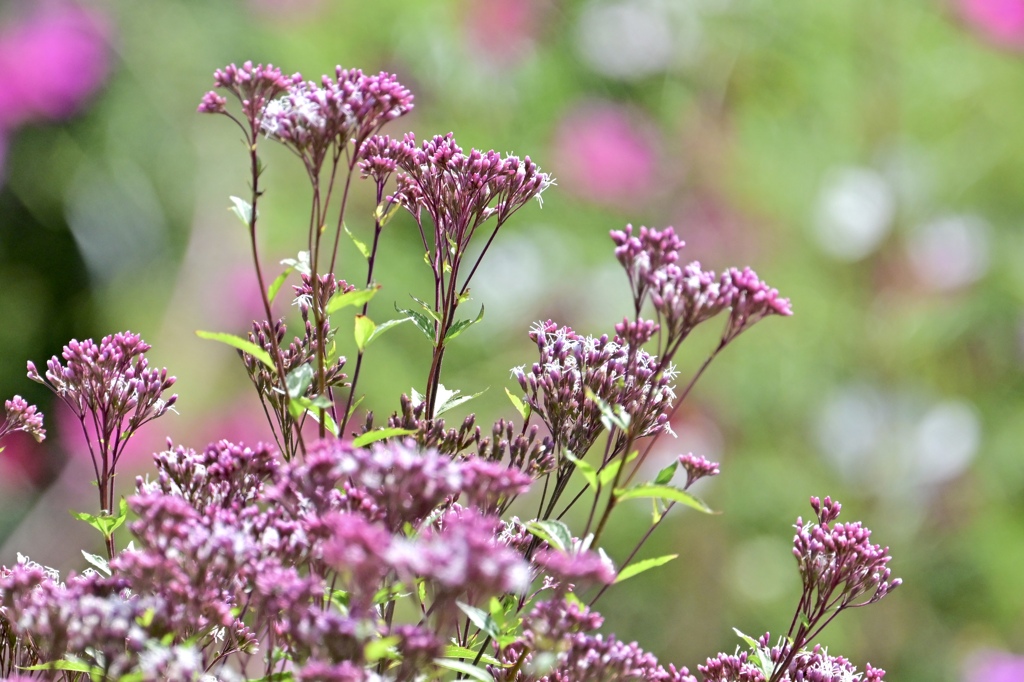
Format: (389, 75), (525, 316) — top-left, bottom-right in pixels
(2, 0), (1024, 680)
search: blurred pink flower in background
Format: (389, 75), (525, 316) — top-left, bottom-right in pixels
(462, 0), (549, 66)
(551, 101), (660, 209)
(963, 649), (1024, 682)
(958, 0), (1024, 49)
(0, 2), (111, 179)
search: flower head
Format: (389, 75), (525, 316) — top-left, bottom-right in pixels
(0, 395), (45, 443)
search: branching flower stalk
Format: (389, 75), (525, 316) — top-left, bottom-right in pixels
(26, 332), (175, 559)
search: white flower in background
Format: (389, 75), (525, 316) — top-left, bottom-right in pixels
(905, 213), (991, 291)
(813, 166), (896, 261)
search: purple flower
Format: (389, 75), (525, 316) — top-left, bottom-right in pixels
(388, 508), (531, 611)
(0, 395), (45, 443)
(260, 68), (413, 176)
(511, 320), (676, 456)
(609, 225), (791, 352)
(363, 131), (552, 280)
(198, 60), (296, 128)
(720, 267), (793, 344)
(792, 497), (901, 620)
(27, 332), (176, 520)
(678, 453), (719, 489)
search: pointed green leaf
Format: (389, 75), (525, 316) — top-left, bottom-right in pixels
(22, 659), (97, 673)
(365, 316), (413, 348)
(280, 250), (311, 276)
(285, 363), (314, 397)
(443, 305), (485, 345)
(598, 459), (624, 488)
(433, 659), (494, 682)
(613, 484), (715, 514)
(196, 330), (275, 372)
(395, 304), (436, 342)
(409, 295), (442, 323)
(326, 285), (381, 314)
(354, 315), (376, 353)
(345, 224), (370, 260)
(352, 427), (418, 448)
(614, 554), (679, 584)
(584, 387), (630, 432)
(564, 451), (598, 490)
(82, 550), (111, 577)
(504, 388), (530, 422)
(433, 384), (486, 417)
(267, 265), (296, 304)
(443, 645), (501, 666)
(654, 460), (679, 486)
(457, 601), (499, 639)
(525, 519), (573, 552)
(373, 199), (403, 228)
(229, 195), (253, 226)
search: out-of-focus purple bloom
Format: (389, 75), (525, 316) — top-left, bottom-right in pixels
(462, 0), (547, 66)
(552, 101), (660, 208)
(959, 0), (1024, 50)
(963, 649), (1024, 682)
(0, 3), (112, 130)
(0, 395), (45, 443)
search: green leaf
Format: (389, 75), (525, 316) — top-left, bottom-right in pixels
(443, 305), (485, 344)
(286, 363), (314, 397)
(352, 427), (418, 448)
(584, 387), (631, 432)
(598, 459), (624, 488)
(525, 519), (573, 552)
(613, 484), (715, 514)
(70, 498), (128, 539)
(433, 658), (494, 682)
(229, 195), (254, 226)
(457, 601), (499, 639)
(409, 295), (442, 323)
(614, 554), (679, 584)
(354, 315), (376, 353)
(364, 636), (400, 664)
(267, 265), (295, 304)
(345, 224), (370, 260)
(443, 645), (501, 666)
(280, 250), (311, 276)
(81, 550), (111, 577)
(373, 199), (403, 228)
(365, 316), (413, 348)
(326, 285), (381, 314)
(564, 451), (598, 490)
(504, 388), (530, 422)
(22, 658), (97, 673)
(395, 304), (436, 342)
(433, 384), (486, 417)
(653, 460), (679, 486)
(196, 330), (275, 372)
